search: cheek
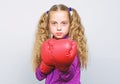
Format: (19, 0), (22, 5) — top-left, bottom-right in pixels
(49, 26), (55, 33)
(63, 25), (69, 31)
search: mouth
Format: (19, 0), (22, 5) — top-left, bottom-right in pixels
(56, 32), (62, 36)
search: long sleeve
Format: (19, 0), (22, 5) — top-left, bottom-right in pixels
(35, 67), (47, 81)
(43, 55), (81, 84)
(59, 55), (80, 82)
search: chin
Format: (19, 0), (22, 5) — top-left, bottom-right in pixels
(54, 36), (64, 39)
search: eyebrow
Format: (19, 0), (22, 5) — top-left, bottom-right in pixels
(50, 20), (69, 22)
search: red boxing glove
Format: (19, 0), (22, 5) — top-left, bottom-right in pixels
(44, 39), (77, 72)
(40, 39), (55, 74)
(40, 38), (77, 72)
(53, 39), (77, 72)
(40, 61), (54, 74)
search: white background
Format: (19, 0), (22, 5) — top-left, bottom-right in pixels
(0, 0), (120, 84)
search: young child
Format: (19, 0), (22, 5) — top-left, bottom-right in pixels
(32, 4), (88, 84)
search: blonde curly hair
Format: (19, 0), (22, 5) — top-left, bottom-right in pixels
(32, 4), (88, 71)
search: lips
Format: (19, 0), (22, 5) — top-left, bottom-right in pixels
(56, 32), (62, 36)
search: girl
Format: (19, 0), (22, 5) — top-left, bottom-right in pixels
(32, 4), (88, 84)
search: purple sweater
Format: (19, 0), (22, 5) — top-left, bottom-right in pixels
(35, 55), (81, 84)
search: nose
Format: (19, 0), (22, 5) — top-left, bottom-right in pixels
(57, 25), (62, 31)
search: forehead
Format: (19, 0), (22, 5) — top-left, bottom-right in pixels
(49, 11), (69, 21)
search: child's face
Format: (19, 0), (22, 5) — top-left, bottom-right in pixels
(49, 10), (70, 39)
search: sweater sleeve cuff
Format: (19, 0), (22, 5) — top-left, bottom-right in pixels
(35, 67), (47, 81)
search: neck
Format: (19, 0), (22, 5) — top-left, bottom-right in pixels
(63, 34), (69, 39)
